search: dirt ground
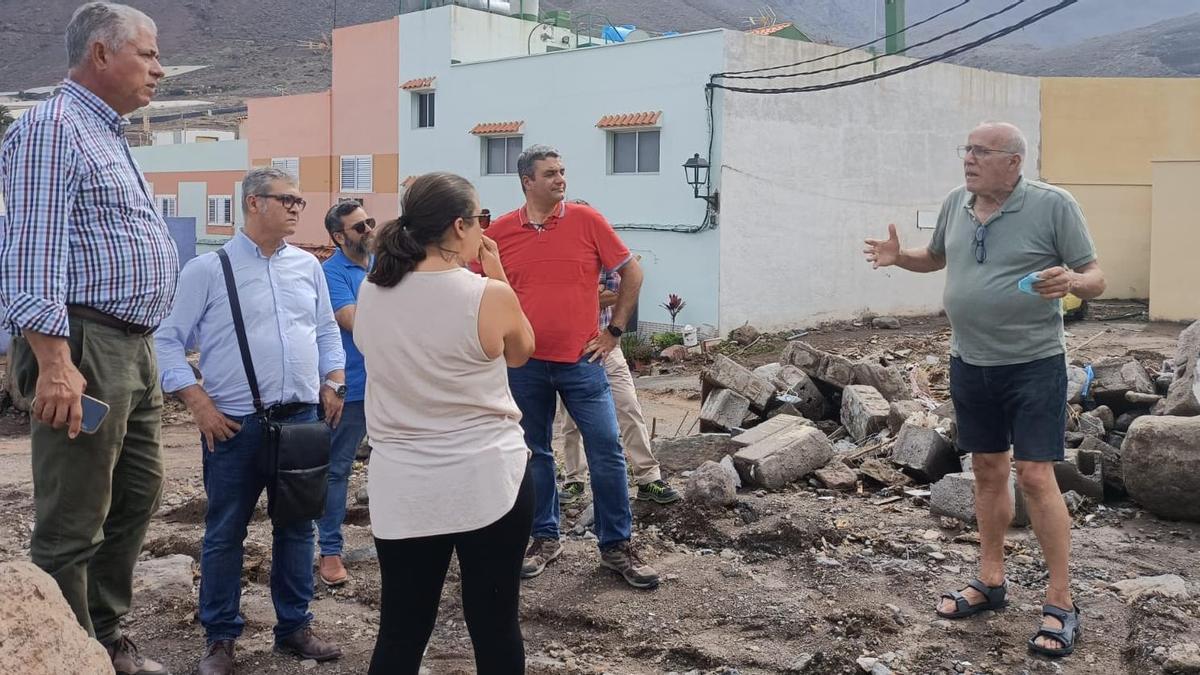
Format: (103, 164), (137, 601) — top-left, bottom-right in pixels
(1, 305), (1197, 674)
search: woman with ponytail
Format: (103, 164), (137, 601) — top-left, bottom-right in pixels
(355, 172), (535, 674)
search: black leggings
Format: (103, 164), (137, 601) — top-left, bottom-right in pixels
(369, 468), (533, 675)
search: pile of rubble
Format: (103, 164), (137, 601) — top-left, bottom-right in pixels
(667, 320), (1200, 524)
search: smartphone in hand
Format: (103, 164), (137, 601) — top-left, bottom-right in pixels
(34, 394), (111, 434)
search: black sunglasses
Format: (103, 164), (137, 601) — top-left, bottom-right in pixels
(973, 223), (987, 264)
(472, 209), (491, 229)
(337, 218), (376, 235)
(257, 193), (307, 211)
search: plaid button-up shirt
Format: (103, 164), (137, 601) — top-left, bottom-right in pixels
(598, 268), (620, 330)
(0, 80), (179, 337)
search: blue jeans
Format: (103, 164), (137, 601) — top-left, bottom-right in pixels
(317, 400), (367, 557)
(507, 356), (631, 550)
(199, 405), (318, 643)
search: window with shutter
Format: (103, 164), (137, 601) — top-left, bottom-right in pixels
(340, 155), (372, 192)
(158, 195), (177, 218)
(208, 196), (233, 225)
(271, 157), (300, 181)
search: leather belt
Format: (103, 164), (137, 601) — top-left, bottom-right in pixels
(266, 402), (312, 420)
(67, 305), (156, 336)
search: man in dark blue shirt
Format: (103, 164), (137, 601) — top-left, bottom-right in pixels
(316, 201), (375, 586)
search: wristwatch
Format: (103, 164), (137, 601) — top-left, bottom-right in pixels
(323, 379), (347, 399)
(606, 324), (624, 338)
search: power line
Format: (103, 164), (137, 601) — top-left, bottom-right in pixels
(708, 0), (1077, 95)
(715, 0), (973, 78)
(720, 0), (1027, 81)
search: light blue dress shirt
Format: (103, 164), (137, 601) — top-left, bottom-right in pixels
(155, 231), (346, 417)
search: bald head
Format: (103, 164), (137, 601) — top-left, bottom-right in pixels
(974, 122), (1027, 158)
(963, 122), (1026, 197)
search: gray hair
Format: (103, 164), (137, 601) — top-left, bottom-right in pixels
(516, 144), (561, 191)
(978, 121), (1028, 158)
(241, 167), (297, 213)
(66, 2), (157, 68)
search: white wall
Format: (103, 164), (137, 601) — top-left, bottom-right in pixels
(716, 32), (1042, 332)
(131, 140), (249, 173)
(449, 5), (575, 63)
(152, 129), (237, 145)
(399, 7), (725, 328)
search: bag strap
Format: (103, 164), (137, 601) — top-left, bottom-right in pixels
(216, 249), (265, 415)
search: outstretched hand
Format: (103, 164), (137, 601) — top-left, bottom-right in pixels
(864, 224), (901, 269)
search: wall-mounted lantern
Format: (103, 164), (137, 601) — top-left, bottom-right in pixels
(682, 153), (718, 211)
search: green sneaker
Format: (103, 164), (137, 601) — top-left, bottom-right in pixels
(636, 479), (681, 505)
(559, 481), (586, 506)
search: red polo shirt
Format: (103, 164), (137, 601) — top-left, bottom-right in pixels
(487, 201), (631, 363)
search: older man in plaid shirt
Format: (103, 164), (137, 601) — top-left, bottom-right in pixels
(0, 4), (178, 673)
(557, 266), (679, 506)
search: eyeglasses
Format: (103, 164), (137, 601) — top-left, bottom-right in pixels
(974, 223), (988, 264)
(336, 218), (376, 235)
(471, 209), (491, 230)
(958, 145), (1017, 159)
(257, 193), (307, 211)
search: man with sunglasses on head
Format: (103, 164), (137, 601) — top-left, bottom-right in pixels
(315, 201), (375, 587)
(864, 122), (1105, 659)
(155, 167), (346, 675)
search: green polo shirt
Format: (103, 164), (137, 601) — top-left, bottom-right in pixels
(928, 177), (1097, 367)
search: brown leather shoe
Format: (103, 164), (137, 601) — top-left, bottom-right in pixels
(197, 640), (234, 675)
(318, 554), (349, 586)
(274, 627), (342, 662)
(106, 636), (171, 675)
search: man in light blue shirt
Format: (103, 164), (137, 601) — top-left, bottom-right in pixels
(155, 167), (346, 675)
(314, 201), (374, 587)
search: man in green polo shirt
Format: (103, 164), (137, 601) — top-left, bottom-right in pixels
(864, 122), (1106, 658)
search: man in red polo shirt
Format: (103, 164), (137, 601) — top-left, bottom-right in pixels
(486, 145), (658, 589)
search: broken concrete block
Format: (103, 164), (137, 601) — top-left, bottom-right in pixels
(1164, 320), (1200, 416)
(891, 413), (958, 483)
(703, 354), (775, 411)
(733, 415), (814, 447)
(700, 389), (752, 432)
(1078, 412), (1106, 439)
(930, 471), (1029, 526)
(752, 363), (784, 383)
(851, 360), (911, 402)
(1123, 415), (1200, 521)
(814, 458), (858, 490)
(888, 400), (926, 434)
(779, 341), (853, 388)
(652, 434), (739, 474)
(858, 458), (912, 487)
(1066, 365), (1088, 405)
(1052, 448), (1104, 502)
(732, 426), (834, 489)
(1064, 431), (1085, 448)
(1091, 405), (1115, 432)
(1089, 357), (1155, 404)
(685, 461), (738, 507)
(871, 316), (901, 330)
(819, 353), (856, 389)
(769, 365), (827, 419)
(1124, 391), (1161, 406)
(840, 385), (891, 442)
(1078, 435), (1124, 498)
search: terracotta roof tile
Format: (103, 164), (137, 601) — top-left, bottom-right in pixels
(747, 22), (794, 36)
(470, 121), (524, 135)
(596, 111), (662, 129)
(401, 77), (436, 90)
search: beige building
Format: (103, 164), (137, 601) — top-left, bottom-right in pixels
(1040, 77), (1200, 320)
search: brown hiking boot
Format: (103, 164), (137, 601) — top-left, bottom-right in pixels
(274, 627), (342, 662)
(600, 541), (660, 589)
(106, 636), (170, 675)
(520, 537), (563, 579)
(318, 555), (349, 586)
(197, 640), (234, 675)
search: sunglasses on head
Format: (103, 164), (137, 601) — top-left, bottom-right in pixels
(338, 218), (376, 235)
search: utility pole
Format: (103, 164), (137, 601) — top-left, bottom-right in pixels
(884, 0), (905, 55)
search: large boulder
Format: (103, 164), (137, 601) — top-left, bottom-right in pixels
(1123, 416), (1200, 521)
(685, 461), (738, 507)
(1164, 320), (1200, 416)
(0, 562), (115, 674)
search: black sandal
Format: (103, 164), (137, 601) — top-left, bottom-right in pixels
(936, 578), (1008, 619)
(1027, 603), (1081, 658)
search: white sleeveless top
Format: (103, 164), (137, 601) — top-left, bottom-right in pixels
(355, 267), (528, 539)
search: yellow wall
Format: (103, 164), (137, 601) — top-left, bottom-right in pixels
(1149, 161), (1200, 322)
(1042, 78), (1200, 185)
(1041, 78), (1200, 303)
(1057, 184), (1152, 299)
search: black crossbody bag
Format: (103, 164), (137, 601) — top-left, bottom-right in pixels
(216, 249), (331, 526)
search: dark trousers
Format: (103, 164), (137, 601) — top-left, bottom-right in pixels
(10, 316), (164, 644)
(369, 468), (533, 675)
